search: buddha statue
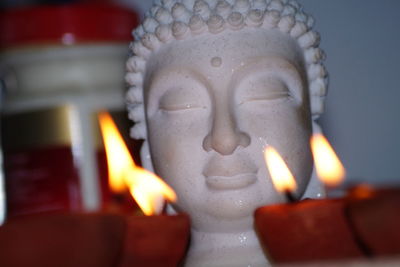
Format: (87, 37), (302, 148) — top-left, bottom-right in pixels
(126, 0), (327, 266)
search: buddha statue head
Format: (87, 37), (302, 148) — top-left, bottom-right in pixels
(126, 0), (327, 265)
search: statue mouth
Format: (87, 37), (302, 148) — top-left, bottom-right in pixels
(205, 173), (257, 190)
(203, 153), (258, 190)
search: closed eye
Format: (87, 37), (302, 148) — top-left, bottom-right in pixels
(160, 102), (206, 111)
(241, 91), (292, 104)
(158, 87), (207, 112)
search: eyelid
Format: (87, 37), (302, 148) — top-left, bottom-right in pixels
(238, 76), (293, 104)
(158, 86), (207, 112)
(240, 91), (292, 105)
(160, 102), (205, 111)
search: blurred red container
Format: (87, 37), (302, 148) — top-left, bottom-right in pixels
(0, 4), (139, 220)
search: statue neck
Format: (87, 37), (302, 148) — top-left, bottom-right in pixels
(184, 228), (270, 267)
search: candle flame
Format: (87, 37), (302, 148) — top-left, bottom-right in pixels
(264, 146), (297, 193)
(126, 166), (177, 215)
(98, 111), (177, 215)
(98, 112), (134, 193)
(310, 133), (346, 187)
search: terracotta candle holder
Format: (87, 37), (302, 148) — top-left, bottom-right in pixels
(347, 188), (400, 256)
(255, 198), (364, 263)
(0, 213), (190, 267)
(254, 187), (400, 264)
(119, 214), (190, 267)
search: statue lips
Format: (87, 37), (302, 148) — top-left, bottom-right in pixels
(203, 154), (258, 190)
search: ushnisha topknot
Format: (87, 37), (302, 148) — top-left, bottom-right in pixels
(126, 0), (328, 140)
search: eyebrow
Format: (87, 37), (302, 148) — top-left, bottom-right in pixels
(232, 56), (302, 84)
(150, 66), (209, 88)
(146, 67), (211, 104)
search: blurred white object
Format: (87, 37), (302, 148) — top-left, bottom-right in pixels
(0, 4), (138, 219)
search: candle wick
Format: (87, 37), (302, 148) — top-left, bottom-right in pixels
(284, 190), (296, 203)
(161, 199), (169, 215)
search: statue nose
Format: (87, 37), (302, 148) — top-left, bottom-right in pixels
(202, 112), (250, 155)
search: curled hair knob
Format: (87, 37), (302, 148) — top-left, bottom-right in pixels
(234, 0), (251, 13)
(227, 12), (244, 30)
(207, 14), (225, 33)
(263, 10), (280, 29)
(278, 15), (295, 33)
(189, 15), (207, 34)
(246, 9), (264, 27)
(268, 0), (284, 12)
(194, 0), (211, 20)
(155, 8), (173, 24)
(172, 21), (190, 39)
(216, 0), (232, 19)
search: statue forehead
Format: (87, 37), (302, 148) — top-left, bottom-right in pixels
(146, 28), (304, 75)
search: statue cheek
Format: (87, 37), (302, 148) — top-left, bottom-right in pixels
(147, 111), (210, 174)
(148, 110), (210, 144)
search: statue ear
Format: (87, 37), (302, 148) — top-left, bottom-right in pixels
(140, 140), (155, 172)
(301, 121), (326, 199)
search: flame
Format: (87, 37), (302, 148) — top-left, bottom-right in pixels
(98, 111), (177, 215)
(98, 112), (134, 193)
(310, 133), (346, 187)
(264, 146), (297, 193)
(126, 167), (176, 215)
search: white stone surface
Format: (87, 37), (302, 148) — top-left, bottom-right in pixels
(145, 29), (319, 266)
(126, 0), (325, 265)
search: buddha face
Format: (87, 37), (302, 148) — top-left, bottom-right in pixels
(144, 28), (313, 232)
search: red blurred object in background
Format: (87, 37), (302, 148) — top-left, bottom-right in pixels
(0, 4), (139, 220)
(0, 3), (139, 48)
(3, 145), (82, 218)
